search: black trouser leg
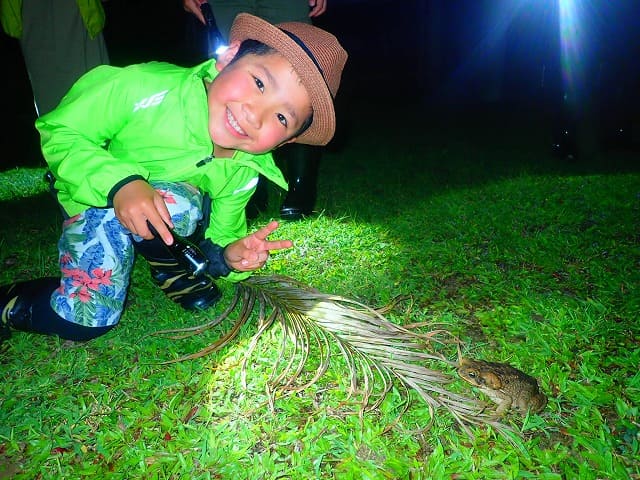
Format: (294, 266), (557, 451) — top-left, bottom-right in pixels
(132, 234), (222, 311)
(276, 143), (321, 221)
(0, 277), (114, 341)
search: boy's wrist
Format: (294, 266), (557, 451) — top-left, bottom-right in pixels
(198, 239), (232, 278)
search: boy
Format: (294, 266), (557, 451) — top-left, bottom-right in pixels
(183, 0), (328, 221)
(0, 13), (348, 343)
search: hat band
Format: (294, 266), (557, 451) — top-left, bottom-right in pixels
(279, 29), (331, 98)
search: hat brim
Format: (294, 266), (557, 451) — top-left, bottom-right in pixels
(230, 13), (335, 146)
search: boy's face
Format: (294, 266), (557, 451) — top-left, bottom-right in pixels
(207, 44), (312, 154)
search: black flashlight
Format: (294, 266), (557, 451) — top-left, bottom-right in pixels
(200, 2), (227, 59)
(147, 222), (209, 277)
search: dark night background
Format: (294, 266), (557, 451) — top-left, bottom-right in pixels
(1, 0), (639, 171)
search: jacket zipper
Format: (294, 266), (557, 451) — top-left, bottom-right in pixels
(196, 155), (213, 167)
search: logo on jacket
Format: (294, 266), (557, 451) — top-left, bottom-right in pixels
(133, 90), (169, 112)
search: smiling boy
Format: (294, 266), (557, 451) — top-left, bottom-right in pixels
(0, 13), (347, 343)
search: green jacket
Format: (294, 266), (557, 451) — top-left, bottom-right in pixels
(0, 0), (106, 38)
(36, 59), (288, 283)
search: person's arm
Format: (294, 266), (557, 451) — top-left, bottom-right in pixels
(183, 0), (206, 24)
(37, 66), (146, 208)
(197, 169), (257, 281)
(197, 157), (290, 281)
(36, 65), (173, 242)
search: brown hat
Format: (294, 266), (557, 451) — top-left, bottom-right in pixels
(230, 13), (348, 146)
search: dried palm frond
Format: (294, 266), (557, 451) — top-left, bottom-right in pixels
(149, 274), (515, 439)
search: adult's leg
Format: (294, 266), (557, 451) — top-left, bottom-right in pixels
(276, 143), (321, 220)
(207, 0), (255, 41)
(254, 0), (311, 24)
(207, 0), (311, 39)
(20, 0), (109, 116)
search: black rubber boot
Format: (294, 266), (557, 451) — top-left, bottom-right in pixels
(133, 235), (222, 311)
(276, 143), (321, 221)
(1, 277), (61, 340)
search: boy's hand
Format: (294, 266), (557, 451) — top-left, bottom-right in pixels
(113, 180), (174, 244)
(224, 221), (293, 272)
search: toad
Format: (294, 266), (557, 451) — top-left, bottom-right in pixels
(457, 358), (547, 417)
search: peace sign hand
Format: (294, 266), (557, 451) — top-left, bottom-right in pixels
(223, 221), (293, 272)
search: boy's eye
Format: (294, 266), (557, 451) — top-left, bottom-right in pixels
(254, 76), (264, 92)
(277, 113), (288, 128)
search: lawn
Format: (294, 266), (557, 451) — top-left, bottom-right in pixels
(1, 100), (638, 479)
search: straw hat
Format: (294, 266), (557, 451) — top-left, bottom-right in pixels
(230, 13), (348, 146)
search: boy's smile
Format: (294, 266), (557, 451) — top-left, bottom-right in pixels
(207, 47), (313, 155)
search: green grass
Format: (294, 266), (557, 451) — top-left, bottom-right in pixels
(1, 103), (639, 479)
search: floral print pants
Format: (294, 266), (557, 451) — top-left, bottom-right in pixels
(50, 182), (204, 327)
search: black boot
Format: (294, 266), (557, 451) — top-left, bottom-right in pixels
(133, 235), (222, 311)
(276, 143), (321, 221)
(1, 277), (61, 341)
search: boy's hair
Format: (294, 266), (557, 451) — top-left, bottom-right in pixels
(228, 39), (313, 139)
(230, 38), (275, 60)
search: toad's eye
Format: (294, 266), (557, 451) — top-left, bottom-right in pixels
(254, 76), (264, 92)
(277, 113), (288, 128)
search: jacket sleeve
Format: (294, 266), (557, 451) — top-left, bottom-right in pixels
(197, 149), (288, 283)
(36, 65), (151, 210)
(198, 166), (262, 283)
